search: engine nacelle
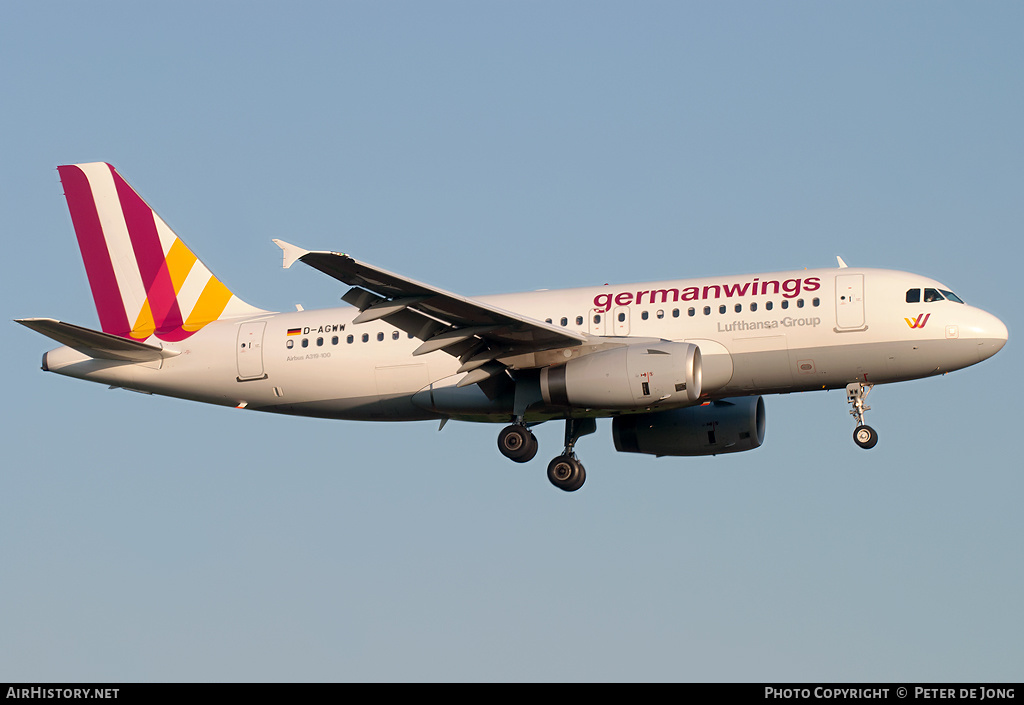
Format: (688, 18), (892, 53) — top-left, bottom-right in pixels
(612, 396), (765, 456)
(540, 342), (701, 410)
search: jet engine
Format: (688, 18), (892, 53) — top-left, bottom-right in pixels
(540, 342), (701, 410)
(612, 396), (765, 456)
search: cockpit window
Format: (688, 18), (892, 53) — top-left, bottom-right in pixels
(909, 286), (965, 304)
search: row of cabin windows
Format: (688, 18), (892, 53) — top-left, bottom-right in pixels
(545, 297), (821, 326)
(287, 330), (415, 348)
(289, 295), (826, 349)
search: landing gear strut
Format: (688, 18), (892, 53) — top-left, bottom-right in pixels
(496, 416), (596, 491)
(547, 418), (596, 492)
(846, 382), (878, 449)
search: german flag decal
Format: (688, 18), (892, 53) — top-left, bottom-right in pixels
(287, 328), (302, 336)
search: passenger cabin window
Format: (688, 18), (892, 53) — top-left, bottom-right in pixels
(576, 316), (584, 326)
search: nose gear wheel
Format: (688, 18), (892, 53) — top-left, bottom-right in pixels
(846, 382), (878, 450)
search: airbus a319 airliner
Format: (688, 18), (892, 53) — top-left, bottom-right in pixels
(17, 163), (1008, 491)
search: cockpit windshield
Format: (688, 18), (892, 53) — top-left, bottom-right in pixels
(906, 288), (965, 304)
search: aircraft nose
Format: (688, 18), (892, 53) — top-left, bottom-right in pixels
(971, 309), (1008, 361)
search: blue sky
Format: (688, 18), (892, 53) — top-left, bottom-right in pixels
(1, 2), (1021, 682)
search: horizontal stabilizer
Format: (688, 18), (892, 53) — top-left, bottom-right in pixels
(15, 318), (179, 362)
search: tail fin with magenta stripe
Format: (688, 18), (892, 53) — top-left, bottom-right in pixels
(57, 162), (263, 342)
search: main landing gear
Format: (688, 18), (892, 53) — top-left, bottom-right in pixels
(846, 382), (878, 449)
(497, 423), (538, 463)
(497, 417), (596, 492)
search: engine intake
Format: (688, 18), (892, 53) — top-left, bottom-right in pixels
(540, 342), (701, 410)
(613, 396), (765, 456)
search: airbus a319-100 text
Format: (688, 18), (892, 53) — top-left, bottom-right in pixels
(17, 163), (1008, 491)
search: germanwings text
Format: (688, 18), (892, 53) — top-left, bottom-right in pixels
(593, 277), (821, 313)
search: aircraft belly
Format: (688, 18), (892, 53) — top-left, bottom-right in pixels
(260, 395), (439, 421)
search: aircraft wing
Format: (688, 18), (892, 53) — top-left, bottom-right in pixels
(274, 240), (587, 385)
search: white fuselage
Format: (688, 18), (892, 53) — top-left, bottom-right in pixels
(40, 266), (1008, 423)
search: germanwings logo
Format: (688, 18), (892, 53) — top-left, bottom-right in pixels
(905, 313), (931, 329)
(58, 163), (238, 342)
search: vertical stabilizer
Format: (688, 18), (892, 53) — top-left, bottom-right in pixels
(58, 163), (264, 342)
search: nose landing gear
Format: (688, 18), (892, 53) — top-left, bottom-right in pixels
(846, 382), (878, 449)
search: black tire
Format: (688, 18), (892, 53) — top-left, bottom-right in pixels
(547, 455), (585, 492)
(853, 425), (878, 449)
(566, 460), (585, 492)
(520, 431), (539, 463)
(498, 425), (536, 462)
